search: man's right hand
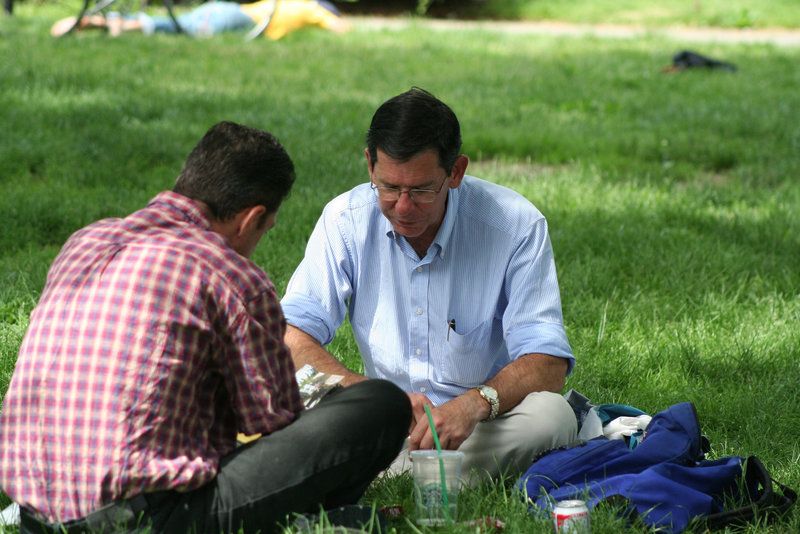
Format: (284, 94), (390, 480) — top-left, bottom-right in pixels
(284, 325), (366, 387)
(406, 392), (435, 435)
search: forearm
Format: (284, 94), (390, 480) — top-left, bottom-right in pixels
(482, 353), (568, 418)
(284, 324), (367, 387)
(412, 354), (568, 451)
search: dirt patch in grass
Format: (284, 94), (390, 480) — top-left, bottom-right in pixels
(332, 0), (488, 19)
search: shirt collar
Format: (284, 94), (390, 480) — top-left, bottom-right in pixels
(432, 185), (460, 259)
(147, 191), (213, 230)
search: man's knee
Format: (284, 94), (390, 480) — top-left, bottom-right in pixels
(513, 391), (577, 443)
(342, 380), (411, 421)
(456, 391), (577, 483)
(324, 380), (411, 445)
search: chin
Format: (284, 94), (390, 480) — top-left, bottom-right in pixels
(394, 227), (423, 238)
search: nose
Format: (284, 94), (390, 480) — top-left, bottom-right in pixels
(394, 191), (416, 214)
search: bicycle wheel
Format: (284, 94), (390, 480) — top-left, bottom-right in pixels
(161, 0), (183, 33)
(243, 0), (276, 41)
(49, 0), (184, 36)
(47, 0), (93, 36)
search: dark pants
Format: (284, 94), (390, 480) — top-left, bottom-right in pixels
(21, 379), (411, 534)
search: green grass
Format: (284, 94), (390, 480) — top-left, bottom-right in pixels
(442, 0), (800, 29)
(1, 3), (799, 533)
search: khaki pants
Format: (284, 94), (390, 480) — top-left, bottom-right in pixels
(387, 391), (577, 485)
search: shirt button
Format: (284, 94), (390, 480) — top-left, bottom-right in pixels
(420, 387), (426, 393)
(417, 266), (423, 272)
(416, 308), (423, 315)
(415, 349), (422, 355)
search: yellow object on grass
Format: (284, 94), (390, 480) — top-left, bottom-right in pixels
(240, 0), (345, 40)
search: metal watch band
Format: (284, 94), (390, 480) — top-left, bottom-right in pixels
(475, 385), (499, 422)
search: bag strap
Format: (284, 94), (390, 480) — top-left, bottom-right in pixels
(701, 456), (797, 530)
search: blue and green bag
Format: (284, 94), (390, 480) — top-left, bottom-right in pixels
(517, 402), (796, 533)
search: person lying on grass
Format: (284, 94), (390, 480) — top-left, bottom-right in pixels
(51, 0), (349, 38)
(281, 87), (578, 485)
(0, 121), (410, 534)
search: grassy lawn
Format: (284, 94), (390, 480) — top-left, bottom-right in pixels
(1, 2), (799, 533)
(457, 0), (800, 29)
(350, 0), (800, 29)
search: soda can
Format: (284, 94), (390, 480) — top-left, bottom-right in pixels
(553, 499), (590, 533)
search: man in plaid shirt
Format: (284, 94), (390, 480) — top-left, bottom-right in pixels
(0, 121), (411, 533)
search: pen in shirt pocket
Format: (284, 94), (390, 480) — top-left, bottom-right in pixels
(447, 318), (456, 341)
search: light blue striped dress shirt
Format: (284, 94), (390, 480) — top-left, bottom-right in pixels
(281, 175), (574, 406)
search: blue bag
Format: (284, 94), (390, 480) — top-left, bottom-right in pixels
(517, 402), (796, 533)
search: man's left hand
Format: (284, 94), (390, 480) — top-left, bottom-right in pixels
(408, 390), (486, 451)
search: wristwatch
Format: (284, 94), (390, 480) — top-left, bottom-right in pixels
(475, 385), (500, 422)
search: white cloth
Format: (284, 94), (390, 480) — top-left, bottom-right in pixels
(0, 502), (19, 527)
(603, 415), (652, 440)
(577, 406), (605, 440)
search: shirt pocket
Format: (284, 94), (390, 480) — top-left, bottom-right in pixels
(435, 318), (496, 387)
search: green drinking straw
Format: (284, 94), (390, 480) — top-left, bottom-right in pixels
(424, 405), (452, 523)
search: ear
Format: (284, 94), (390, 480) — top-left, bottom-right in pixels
(365, 148), (374, 176)
(236, 205), (268, 237)
(448, 154), (469, 188)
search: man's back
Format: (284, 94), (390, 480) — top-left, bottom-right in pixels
(0, 192), (299, 522)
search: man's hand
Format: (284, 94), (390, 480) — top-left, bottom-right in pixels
(284, 325), (367, 387)
(406, 392), (435, 435)
(408, 390), (487, 451)
(406, 354), (568, 451)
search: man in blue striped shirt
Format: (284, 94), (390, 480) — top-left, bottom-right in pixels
(281, 87), (577, 483)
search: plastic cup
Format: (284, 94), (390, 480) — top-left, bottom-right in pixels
(410, 450), (464, 526)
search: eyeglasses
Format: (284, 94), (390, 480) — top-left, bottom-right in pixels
(370, 175), (449, 204)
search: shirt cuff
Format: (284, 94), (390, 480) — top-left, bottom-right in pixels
(280, 293), (337, 346)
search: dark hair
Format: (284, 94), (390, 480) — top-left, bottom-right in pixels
(366, 87), (462, 173)
(173, 121), (295, 221)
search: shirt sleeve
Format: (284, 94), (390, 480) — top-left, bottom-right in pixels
(503, 216), (575, 374)
(223, 286), (304, 436)
(281, 200), (355, 346)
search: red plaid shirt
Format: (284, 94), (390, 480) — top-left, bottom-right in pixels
(0, 192), (303, 522)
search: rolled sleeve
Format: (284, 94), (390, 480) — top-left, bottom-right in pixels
(505, 323), (575, 375)
(501, 212), (575, 375)
(281, 292), (338, 346)
(281, 193), (361, 346)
